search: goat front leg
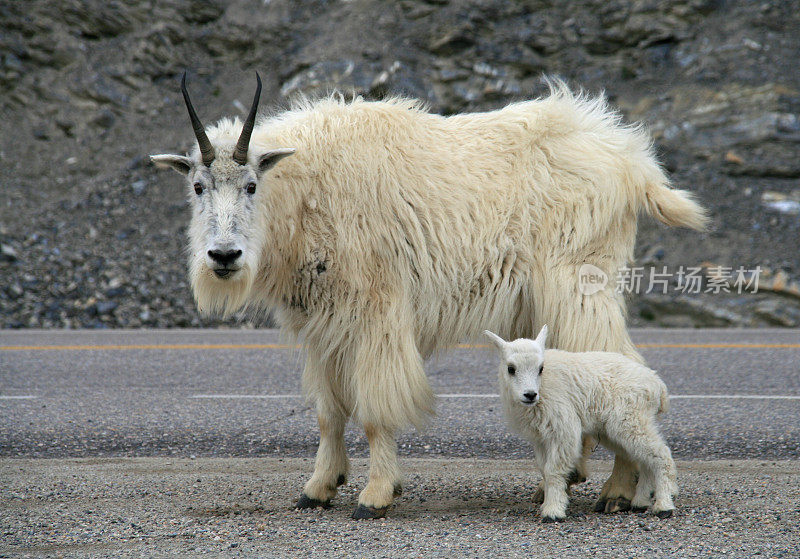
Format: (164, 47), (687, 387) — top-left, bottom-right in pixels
(352, 423), (403, 520)
(532, 434), (593, 504)
(540, 473), (569, 522)
(296, 351), (350, 509)
(349, 308), (434, 519)
(538, 456), (571, 523)
(296, 403), (349, 509)
(536, 434), (580, 523)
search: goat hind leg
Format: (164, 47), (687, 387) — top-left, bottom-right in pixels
(631, 463), (655, 512)
(607, 420), (677, 518)
(595, 453), (637, 513)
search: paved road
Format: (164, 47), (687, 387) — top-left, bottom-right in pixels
(1, 328), (799, 460)
(2, 329), (800, 557)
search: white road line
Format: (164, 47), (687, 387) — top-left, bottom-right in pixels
(191, 393), (800, 400)
(0, 395), (37, 400)
(438, 394), (499, 398)
(192, 394), (303, 399)
(670, 395), (800, 400)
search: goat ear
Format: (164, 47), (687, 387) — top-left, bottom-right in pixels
(257, 148), (296, 173)
(151, 154), (193, 176)
(483, 330), (507, 351)
(535, 324), (549, 347)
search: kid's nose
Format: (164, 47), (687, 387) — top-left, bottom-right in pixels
(522, 391), (538, 403)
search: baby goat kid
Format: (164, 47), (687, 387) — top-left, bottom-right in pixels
(485, 326), (677, 522)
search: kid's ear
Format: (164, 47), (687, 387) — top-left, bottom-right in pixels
(258, 148), (296, 173)
(150, 154), (193, 176)
(484, 330), (507, 351)
(535, 324), (549, 347)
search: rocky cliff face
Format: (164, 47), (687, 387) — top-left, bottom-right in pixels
(1, 0), (798, 328)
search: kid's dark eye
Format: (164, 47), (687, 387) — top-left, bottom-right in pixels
(539, 365), (544, 376)
(245, 182), (256, 195)
(193, 182), (203, 195)
(507, 365), (516, 376)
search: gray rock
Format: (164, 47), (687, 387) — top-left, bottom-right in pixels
(1, 243), (18, 262)
(280, 60), (377, 100)
(131, 180), (146, 196)
(90, 109), (116, 130)
(94, 301), (118, 316)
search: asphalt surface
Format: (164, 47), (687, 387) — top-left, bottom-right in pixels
(1, 329), (799, 460)
(2, 329), (800, 557)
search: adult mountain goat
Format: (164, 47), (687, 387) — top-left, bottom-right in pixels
(152, 73), (707, 519)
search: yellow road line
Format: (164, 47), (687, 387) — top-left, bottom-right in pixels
(636, 343), (800, 349)
(0, 343), (300, 351)
(0, 342), (798, 351)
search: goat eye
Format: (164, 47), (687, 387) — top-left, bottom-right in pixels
(193, 182), (203, 195)
(539, 365), (544, 376)
(245, 182), (256, 195)
(507, 365), (516, 376)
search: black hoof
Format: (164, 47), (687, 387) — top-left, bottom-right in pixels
(296, 493), (331, 510)
(655, 509), (674, 519)
(593, 498), (607, 513)
(566, 469), (587, 485)
(631, 506), (648, 513)
(603, 497), (632, 514)
(352, 504), (389, 520)
(541, 515), (566, 523)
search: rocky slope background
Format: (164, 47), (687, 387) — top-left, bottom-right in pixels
(1, 0), (799, 329)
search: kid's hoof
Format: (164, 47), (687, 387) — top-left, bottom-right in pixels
(603, 497), (631, 514)
(631, 506), (649, 513)
(566, 470), (586, 485)
(352, 504), (389, 520)
(296, 493), (331, 510)
(655, 509), (674, 519)
(593, 498), (608, 512)
(541, 515), (566, 523)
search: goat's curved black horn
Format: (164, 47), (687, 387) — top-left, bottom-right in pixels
(181, 71), (215, 167)
(233, 72), (262, 166)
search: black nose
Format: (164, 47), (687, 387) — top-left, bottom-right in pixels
(208, 249), (242, 266)
(523, 391), (538, 402)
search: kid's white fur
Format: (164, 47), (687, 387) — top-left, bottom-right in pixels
(486, 327), (677, 521)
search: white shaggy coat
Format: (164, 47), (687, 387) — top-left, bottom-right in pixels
(154, 83), (705, 515)
(486, 327), (677, 521)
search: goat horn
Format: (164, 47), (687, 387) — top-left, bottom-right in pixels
(233, 72), (262, 166)
(181, 71), (215, 167)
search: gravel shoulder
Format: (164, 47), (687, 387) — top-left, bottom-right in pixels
(2, 457), (798, 558)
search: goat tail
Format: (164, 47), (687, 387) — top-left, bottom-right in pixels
(644, 180), (709, 231)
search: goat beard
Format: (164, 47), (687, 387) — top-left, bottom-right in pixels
(189, 259), (256, 318)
